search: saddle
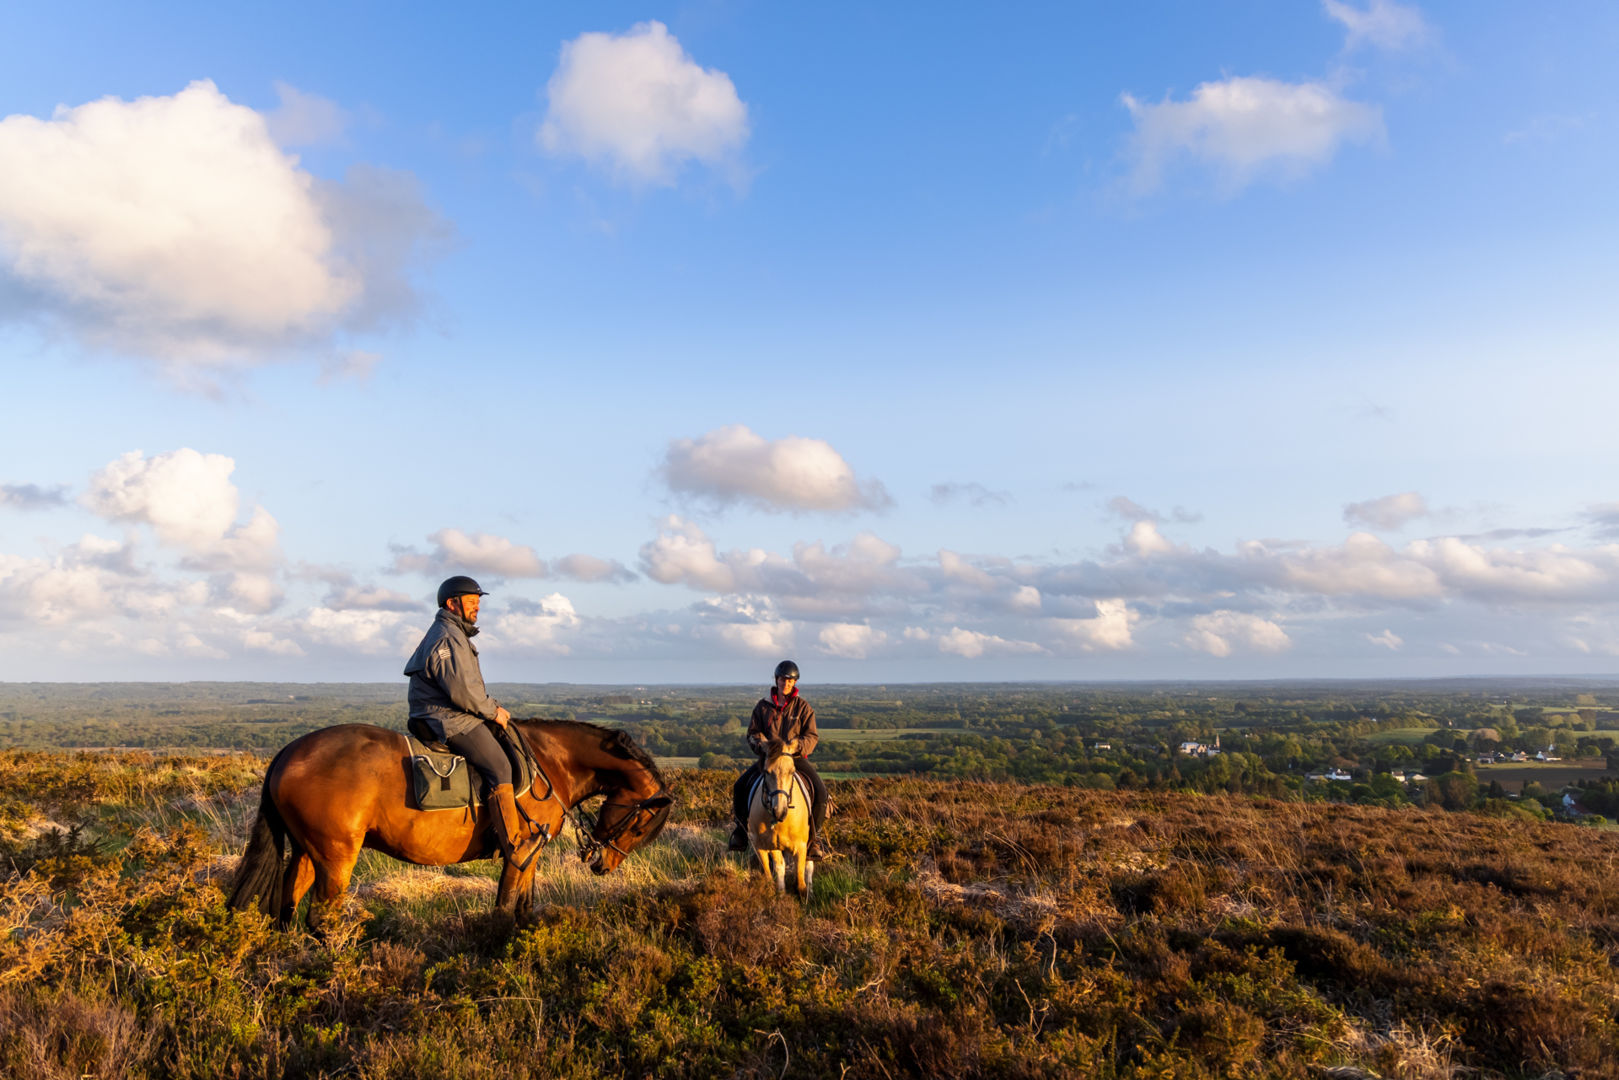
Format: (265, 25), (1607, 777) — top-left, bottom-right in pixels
(405, 719), (542, 812)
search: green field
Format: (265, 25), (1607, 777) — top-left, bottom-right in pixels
(1361, 727), (1436, 745)
(816, 727), (961, 742)
(1476, 758), (1614, 793)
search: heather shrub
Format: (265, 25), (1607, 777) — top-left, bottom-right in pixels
(2, 752), (1616, 1078)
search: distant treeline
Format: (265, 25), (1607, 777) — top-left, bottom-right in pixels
(2, 680), (1616, 820)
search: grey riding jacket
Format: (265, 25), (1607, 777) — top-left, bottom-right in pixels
(404, 607), (501, 740)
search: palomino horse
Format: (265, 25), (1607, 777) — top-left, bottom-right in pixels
(228, 719), (672, 929)
(747, 737), (814, 898)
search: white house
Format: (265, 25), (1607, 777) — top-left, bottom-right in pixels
(1306, 768), (1353, 783)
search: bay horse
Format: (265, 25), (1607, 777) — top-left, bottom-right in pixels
(746, 737), (814, 899)
(228, 719), (672, 929)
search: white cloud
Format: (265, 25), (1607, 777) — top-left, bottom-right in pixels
(494, 594), (580, 654)
(539, 21), (749, 187)
(791, 534), (914, 600)
(1343, 491), (1428, 530)
(264, 82), (349, 147)
(817, 622), (887, 659)
(935, 627), (1045, 660)
(219, 570), (283, 614)
(712, 619), (795, 657)
(327, 583), (420, 611)
(640, 519), (926, 619)
(1263, 532), (1443, 600)
(1366, 628), (1403, 650)
(691, 594), (795, 657)
(0, 80), (441, 372)
(1053, 598), (1136, 651)
(191, 506), (284, 573)
(1323, 0), (1430, 52)
(1009, 586), (1042, 612)
(301, 606), (420, 656)
(938, 550), (1000, 592)
(554, 553), (636, 583)
(1122, 76), (1383, 195)
(1408, 537), (1613, 603)
(640, 516), (764, 592)
(0, 535), (205, 628)
(241, 628), (305, 656)
(1124, 520), (1175, 557)
(82, 449), (282, 576)
(83, 449), (239, 549)
(0, 483), (69, 510)
(396, 528), (548, 579)
(1184, 611), (1292, 657)
(661, 424), (892, 514)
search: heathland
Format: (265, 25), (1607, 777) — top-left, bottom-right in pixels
(2, 681), (1617, 1078)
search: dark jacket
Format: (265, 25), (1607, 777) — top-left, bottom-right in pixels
(404, 608), (501, 740)
(746, 689), (818, 758)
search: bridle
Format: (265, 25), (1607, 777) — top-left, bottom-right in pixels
(761, 751), (798, 823)
(569, 795), (664, 864)
(504, 718), (669, 866)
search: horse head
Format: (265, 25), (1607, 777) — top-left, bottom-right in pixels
(761, 737), (800, 824)
(585, 788), (674, 875)
(581, 727), (674, 875)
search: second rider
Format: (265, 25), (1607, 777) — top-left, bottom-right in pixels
(728, 659), (831, 859)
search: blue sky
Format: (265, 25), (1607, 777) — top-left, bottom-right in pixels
(1, 1), (1616, 682)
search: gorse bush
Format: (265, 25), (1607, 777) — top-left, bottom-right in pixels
(1, 749), (1615, 1078)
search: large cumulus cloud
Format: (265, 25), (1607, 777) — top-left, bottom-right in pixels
(0, 80), (442, 377)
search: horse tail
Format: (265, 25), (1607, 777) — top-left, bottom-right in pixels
(227, 747), (291, 916)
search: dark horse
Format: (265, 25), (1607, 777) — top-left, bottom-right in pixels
(228, 719), (672, 929)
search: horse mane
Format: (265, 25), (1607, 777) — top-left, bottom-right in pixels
(515, 717), (667, 791)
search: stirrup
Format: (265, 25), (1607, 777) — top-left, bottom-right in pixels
(507, 823), (548, 872)
(727, 824), (749, 852)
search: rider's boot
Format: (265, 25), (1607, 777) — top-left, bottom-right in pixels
(491, 783), (546, 870)
(727, 819), (749, 852)
(806, 815), (832, 860)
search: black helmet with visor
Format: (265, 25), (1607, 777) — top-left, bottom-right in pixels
(437, 575), (489, 608)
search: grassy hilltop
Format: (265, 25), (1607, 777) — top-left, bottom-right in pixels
(1, 749), (1615, 1079)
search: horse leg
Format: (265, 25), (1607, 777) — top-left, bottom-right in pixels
(768, 849), (787, 893)
(279, 846), (315, 929)
(494, 858), (524, 915)
(794, 844), (812, 900)
(515, 862), (538, 919)
(305, 843), (361, 937)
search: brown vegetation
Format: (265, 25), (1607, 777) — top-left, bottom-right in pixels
(1, 751), (1615, 1078)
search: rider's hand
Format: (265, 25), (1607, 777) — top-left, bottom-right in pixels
(494, 706), (511, 727)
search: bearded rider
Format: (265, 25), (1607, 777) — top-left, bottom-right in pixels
(404, 576), (545, 870)
(728, 659), (832, 859)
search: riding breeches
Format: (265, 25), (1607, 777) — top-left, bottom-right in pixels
(734, 757), (827, 831)
(445, 722), (514, 792)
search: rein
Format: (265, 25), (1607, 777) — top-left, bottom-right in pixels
(498, 720), (558, 856)
(505, 719), (668, 866)
(569, 798), (656, 864)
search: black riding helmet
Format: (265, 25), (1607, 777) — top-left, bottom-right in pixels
(774, 659), (800, 681)
(437, 575), (489, 607)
